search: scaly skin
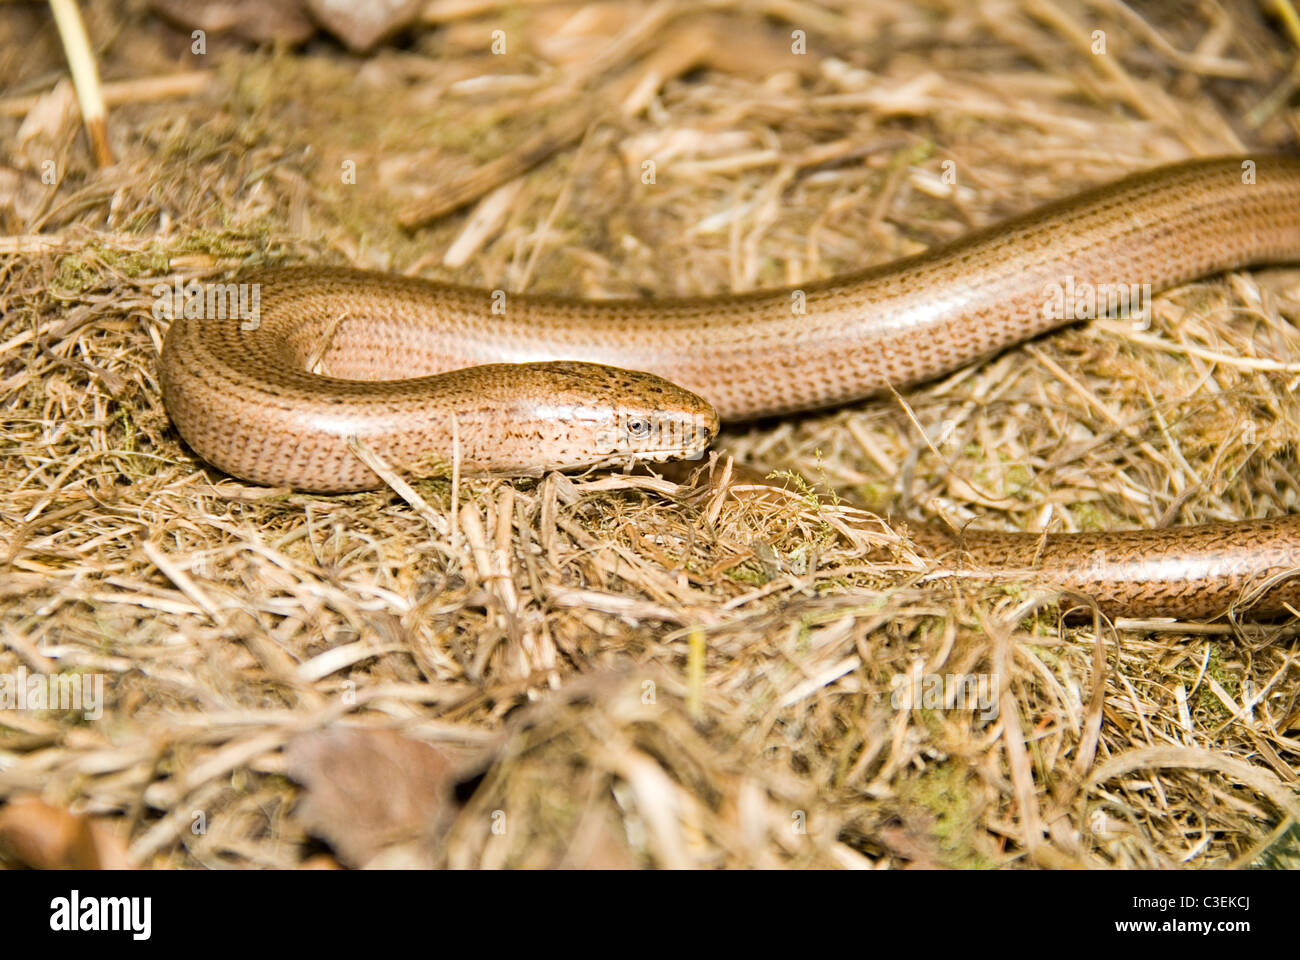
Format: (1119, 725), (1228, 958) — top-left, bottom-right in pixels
(904, 517), (1300, 619)
(159, 155), (1300, 617)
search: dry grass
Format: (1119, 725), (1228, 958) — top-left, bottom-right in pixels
(1, 0), (1299, 868)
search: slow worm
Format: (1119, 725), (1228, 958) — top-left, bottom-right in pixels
(160, 155), (1300, 618)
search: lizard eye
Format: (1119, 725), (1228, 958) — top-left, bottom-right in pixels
(626, 417), (652, 440)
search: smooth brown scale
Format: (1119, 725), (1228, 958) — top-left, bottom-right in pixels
(158, 155), (1300, 617)
(906, 519), (1300, 619)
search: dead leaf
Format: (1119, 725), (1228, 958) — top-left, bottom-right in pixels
(285, 727), (464, 867)
(150, 0), (316, 45)
(0, 797), (129, 870)
(304, 0), (423, 52)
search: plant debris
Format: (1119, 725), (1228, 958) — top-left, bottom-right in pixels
(1, 0), (1298, 869)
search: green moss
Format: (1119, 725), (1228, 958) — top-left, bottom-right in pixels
(1023, 641), (1061, 667)
(851, 481), (890, 506)
(1252, 823), (1300, 870)
(725, 561), (770, 586)
(814, 576), (851, 593)
(1073, 503), (1108, 532)
(1002, 461), (1032, 497)
(903, 761), (994, 868)
(172, 226), (269, 261)
(52, 254), (99, 294)
(51, 244), (176, 294)
(115, 407), (136, 455)
(107, 247), (173, 277)
(1196, 646), (1238, 723)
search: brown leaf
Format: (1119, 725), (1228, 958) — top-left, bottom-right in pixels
(304, 0), (423, 52)
(150, 0), (316, 45)
(285, 727), (462, 867)
(0, 797), (129, 870)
